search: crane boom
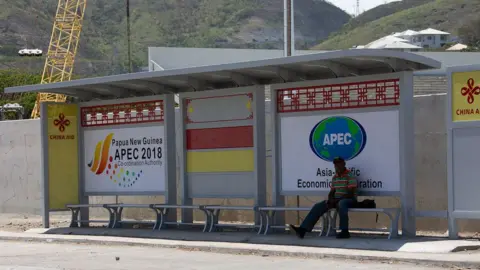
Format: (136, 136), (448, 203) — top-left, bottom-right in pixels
(31, 0), (87, 119)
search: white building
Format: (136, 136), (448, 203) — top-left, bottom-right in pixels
(364, 28), (451, 51)
(392, 30), (420, 43)
(411, 28), (450, 49)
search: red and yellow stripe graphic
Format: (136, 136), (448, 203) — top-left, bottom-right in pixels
(88, 133), (113, 175)
(186, 126), (254, 173)
(186, 126), (253, 150)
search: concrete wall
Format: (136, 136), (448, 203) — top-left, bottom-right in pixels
(0, 119), (42, 214)
(1, 92), (480, 232)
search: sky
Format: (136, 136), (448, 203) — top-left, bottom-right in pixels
(329, 0), (400, 15)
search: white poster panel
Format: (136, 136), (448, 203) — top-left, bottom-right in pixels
(280, 110), (400, 193)
(84, 125), (165, 193)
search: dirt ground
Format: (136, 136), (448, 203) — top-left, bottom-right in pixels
(0, 213), (478, 239)
(0, 213), (72, 232)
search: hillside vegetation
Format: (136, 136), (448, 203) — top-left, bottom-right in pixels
(0, 0), (350, 76)
(341, 0), (434, 31)
(313, 0), (480, 50)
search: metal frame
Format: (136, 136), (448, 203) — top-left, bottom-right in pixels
(40, 102), (50, 227)
(41, 101), (83, 227)
(28, 51), (441, 231)
(178, 86), (267, 224)
(41, 95), (177, 227)
(446, 64), (480, 239)
(78, 95), (176, 198)
(270, 72), (416, 237)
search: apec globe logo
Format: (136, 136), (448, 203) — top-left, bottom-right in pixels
(309, 116), (367, 162)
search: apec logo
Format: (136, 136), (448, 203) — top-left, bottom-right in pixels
(309, 116), (367, 162)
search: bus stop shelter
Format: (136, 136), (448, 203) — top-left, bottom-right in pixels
(5, 50), (441, 237)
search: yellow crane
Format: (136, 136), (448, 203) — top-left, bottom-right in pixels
(30, 0), (87, 119)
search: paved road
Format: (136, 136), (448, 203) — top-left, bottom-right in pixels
(0, 241), (446, 270)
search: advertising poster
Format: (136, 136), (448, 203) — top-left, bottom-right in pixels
(280, 110), (400, 193)
(83, 125), (165, 193)
(47, 104), (79, 209)
(452, 71), (480, 122)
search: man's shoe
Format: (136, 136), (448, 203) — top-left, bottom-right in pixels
(336, 230), (350, 239)
(289, 224), (306, 239)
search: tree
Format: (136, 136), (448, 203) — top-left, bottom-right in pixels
(458, 17), (480, 47)
(0, 70), (41, 118)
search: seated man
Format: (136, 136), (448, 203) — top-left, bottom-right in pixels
(289, 157), (357, 239)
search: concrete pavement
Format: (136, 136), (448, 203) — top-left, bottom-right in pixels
(23, 227), (480, 253)
(0, 229), (479, 268)
(0, 241), (446, 270)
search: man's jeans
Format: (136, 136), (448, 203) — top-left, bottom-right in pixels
(300, 198), (356, 232)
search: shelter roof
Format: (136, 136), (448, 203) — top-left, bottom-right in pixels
(6, 49), (441, 101)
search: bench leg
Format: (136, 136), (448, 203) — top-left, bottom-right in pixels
(318, 214), (328, 237)
(113, 207), (123, 228)
(208, 209), (220, 233)
(257, 211), (266, 235)
(387, 210), (401, 239)
(200, 208), (210, 233)
(69, 208), (80, 228)
(326, 210), (337, 237)
(152, 207), (164, 231)
(104, 206), (116, 229)
(263, 211), (277, 235)
(162, 209), (170, 229)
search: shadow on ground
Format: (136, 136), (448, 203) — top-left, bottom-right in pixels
(37, 226), (480, 253)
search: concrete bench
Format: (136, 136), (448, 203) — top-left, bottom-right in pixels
(202, 205), (261, 233)
(327, 207), (401, 240)
(150, 204), (209, 232)
(257, 206), (328, 236)
(66, 204), (112, 228)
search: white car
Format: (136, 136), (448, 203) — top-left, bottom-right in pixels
(18, 48), (43, 57)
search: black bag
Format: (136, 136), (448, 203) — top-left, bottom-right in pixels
(355, 199), (378, 223)
(355, 199), (376, 209)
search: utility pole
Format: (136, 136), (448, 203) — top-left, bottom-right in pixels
(356, 0), (360, 17)
(284, 0), (295, 57)
(126, 0), (133, 73)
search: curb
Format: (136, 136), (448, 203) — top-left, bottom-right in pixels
(1, 235), (480, 269)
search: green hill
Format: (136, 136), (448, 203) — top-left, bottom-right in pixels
(342, 0), (434, 31)
(0, 0), (350, 76)
(313, 0), (480, 50)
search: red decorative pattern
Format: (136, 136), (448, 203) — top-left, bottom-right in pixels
(461, 78), (480, 104)
(53, 113), (71, 132)
(81, 100), (164, 127)
(277, 79), (400, 113)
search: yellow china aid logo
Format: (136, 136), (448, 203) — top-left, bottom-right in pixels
(53, 113), (71, 133)
(87, 133), (143, 188)
(49, 113), (75, 140)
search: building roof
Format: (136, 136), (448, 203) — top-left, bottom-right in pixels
(446, 43), (468, 51)
(364, 36), (410, 49)
(378, 41), (422, 50)
(393, 30), (420, 37)
(418, 28), (450, 35)
(6, 49), (441, 101)
(148, 47), (321, 71)
(414, 52), (480, 75)
(148, 47), (480, 76)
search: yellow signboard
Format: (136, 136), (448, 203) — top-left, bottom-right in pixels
(46, 104), (80, 209)
(452, 71), (480, 122)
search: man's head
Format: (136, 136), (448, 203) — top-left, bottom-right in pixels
(333, 157), (346, 173)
